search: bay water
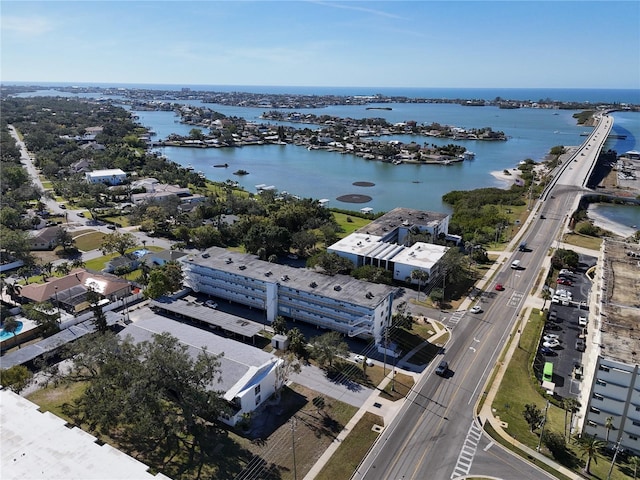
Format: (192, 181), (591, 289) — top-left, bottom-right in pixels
(11, 85), (640, 230)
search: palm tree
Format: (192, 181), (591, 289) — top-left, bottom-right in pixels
(70, 258), (86, 269)
(411, 269), (429, 302)
(41, 262), (53, 281)
(54, 262), (71, 276)
(605, 416), (614, 445)
(563, 397), (580, 441)
(575, 433), (605, 475)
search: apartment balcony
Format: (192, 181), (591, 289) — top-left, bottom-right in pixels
(348, 324), (373, 337)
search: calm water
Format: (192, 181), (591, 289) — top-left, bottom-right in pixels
(588, 203), (640, 238)
(11, 85), (640, 225)
(146, 105), (639, 214)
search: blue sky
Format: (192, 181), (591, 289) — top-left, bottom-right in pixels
(2, 1), (639, 89)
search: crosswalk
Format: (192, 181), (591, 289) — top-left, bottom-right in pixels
(445, 310), (466, 329)
(450, 419), (483, 478)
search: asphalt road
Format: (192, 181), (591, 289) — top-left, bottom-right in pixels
(354, 115), (613, 480)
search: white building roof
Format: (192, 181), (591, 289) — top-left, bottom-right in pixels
(392, 242), (449, 270)
(87, 168), (127, 177)
(120, 314), (277, 393)
(0, 390), (168, 480)
(328, 232), (385, 257)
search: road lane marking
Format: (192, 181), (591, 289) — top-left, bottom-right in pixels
(483, 441), (494, 451)
(450, 419), (483, 479)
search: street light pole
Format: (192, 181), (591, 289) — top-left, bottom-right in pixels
(536, 400), (550, 452)
(54, 286), (61, 324)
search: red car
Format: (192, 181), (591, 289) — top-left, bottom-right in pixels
(495, 283), (505, 291)
(557, 278), (572, 286)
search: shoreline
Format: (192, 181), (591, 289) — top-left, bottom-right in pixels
(490, 168), (523, 187)
(587, 206), (638, 238)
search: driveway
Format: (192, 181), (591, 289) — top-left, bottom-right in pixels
(289, 362), (373, 408)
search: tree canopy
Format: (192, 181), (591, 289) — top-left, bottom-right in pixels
(63, 332), (229, 470)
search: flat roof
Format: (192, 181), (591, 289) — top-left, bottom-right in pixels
(183, 247), (397, 308)
(1, 390), (168, 480)
(119, 314), (276, 392)
(149, 298), (263, 337)
(599, 239), (640, 364)
(392, 242), (449, 269)
(87, 168), (126, 176)
(355, 207), (449, 237)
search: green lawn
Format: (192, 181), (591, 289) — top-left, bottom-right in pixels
(562, 232), (602, 251)
(315, 412), (384, 480)
(332, 212), (372, 238)
(73, 232), (106, 252)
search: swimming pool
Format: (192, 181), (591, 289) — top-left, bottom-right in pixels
(0, 320), (23, 340)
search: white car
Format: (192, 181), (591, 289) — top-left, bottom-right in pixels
(205, 300), (218, 309)
(543, 339), (561, 349)
(543, 334), (559, 342)
(470, 305), (482, 314)
(354, 355), (374, 366)
(579, 316), (588, 327)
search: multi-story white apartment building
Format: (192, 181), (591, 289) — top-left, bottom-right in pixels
(180, 247), (397, 352)
(328, 207), (451, 284)
(581, 239), (640, 454)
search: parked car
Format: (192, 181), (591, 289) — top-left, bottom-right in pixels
(543, 339), (561, 349)
(59, 204), (66, 209)
(579, 316), (588, 327)
(540, 346), (558, 356)
(575, 339), (586, 352)
(559, 269), (574, 277)
(543, 334), (559, 342)
(354, 355), (374, 366)
(548, 310), (558, 322)
(205, 300), (218, 309)
(470, 305), (482, 314)
(544, 323), (562, 331)
(435, 360), (449, 377)
(557, 278), (573, 286)
(77, 212), (85, 217)
(495, 283), (505, 291)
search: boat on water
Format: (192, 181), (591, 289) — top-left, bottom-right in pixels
(458, 151), (475, 160)
(213, 163), (229, 168)
(392, 159), (403, 165)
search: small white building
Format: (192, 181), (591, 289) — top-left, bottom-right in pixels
(120, 314), (283, 427)
(85, 169), (127, 185)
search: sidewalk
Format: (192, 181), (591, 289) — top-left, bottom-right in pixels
(303, 369), (415, 480)
(477, 302), (583, 480)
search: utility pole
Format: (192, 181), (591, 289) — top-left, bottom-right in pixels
(536, 400), (550, 452)
(607, 439), (621, 480)
(290, 417), (298, 480)
(54, 286), (61, 324)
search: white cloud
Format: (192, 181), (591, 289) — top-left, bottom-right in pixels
(2, 15), (54, 36)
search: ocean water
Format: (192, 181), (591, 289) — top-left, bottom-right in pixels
(12, 82), (640, 104)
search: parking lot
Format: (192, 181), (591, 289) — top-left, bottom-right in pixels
(535, 254), (597, 399)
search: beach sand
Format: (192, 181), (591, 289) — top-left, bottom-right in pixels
(587, 208), (638, 239)
(490, 168), (523, 187)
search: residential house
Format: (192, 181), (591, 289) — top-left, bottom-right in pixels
(85, 169), (127, 185)
(29, 226), (62, 251)
(19, 269), (132, 313)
